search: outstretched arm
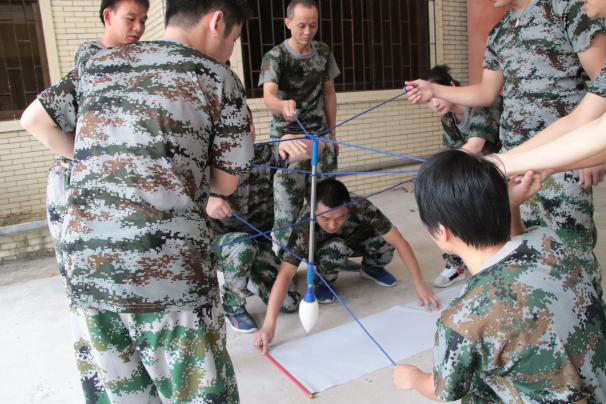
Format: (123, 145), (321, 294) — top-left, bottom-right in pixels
(405, 69), (503, 108)
(263, 82), (297, 121)
(382, 227), (440, 310)
(253, 261), (298, 353)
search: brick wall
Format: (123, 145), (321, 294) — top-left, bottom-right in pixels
(0, 0), (468, 262)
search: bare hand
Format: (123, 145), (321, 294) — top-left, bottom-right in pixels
(282, 100), (298, 122)
(393, 364), (420, 390)
(278, 134), (309, 161)
(404, 79), (434, 104)
(578, 164), (606, 189)
(415, 281), (440, 311)
(507, 170), (543, 208)
(250, 119), (257, 142)
(329, 132), (339, 155)
(253, 326), (275, 354)
(205, 196), (232, 220)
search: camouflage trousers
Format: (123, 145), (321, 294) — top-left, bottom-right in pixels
(70, 302), (238, 404)
(315, 233), (394, 285)
(521, 170), (601, 295)
(213, 233), (301, 314)
(273, 132), (338, 255)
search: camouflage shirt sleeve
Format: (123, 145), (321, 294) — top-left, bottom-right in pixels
(588, 59), (606, 97)
(557, 0), (604, 53)
(433, 318), (477, 401)
(326, 50), (340, 81)
(467, 96), (503, 149)
(357, 199), (392, 236)
(37, 69), (79, 133)
(258, 47), (281, 86)
(483, 22), (503, 71)
(283, 223), (307, 267)
(209, 70), (254, 175)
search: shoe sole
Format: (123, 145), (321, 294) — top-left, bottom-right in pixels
(360, 270), (397, 287)
(433, 275), (466, 288)
(224, 317), (258, 334)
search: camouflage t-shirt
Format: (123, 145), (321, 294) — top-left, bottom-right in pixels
(484, 0), (603, 151)
(38, 40), (254, 312)
(258, 40), (340, 136)
(588, 59), (606, 98)
(441, 96), (502, 153)
(434, 227), (606, 404)
(209, 143), (285, 235)
(283, 197), (392, 267)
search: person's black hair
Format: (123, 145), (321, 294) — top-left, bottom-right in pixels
(421, 64), (460, 87)
(286, 0), (319, 18)
(165, 0), (252, 36)
(415, 149), (510, 248)
(315, 178), (351, 209)
(100, 0), (150, 25)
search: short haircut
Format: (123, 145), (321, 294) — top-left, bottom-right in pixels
(422, 64), (460, 87)
(100, 0), (150, 25)
(165, 0), (252, 36)
(415, 149), (510, 248)
(316, 178), (351, 209)
(286, 0), (319, 18)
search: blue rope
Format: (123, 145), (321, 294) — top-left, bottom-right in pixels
(230, 211), (397, 366)
(254, 136), (308, 146)
(310, 136), (426, 163)
(295, 90), (409, 137)
(252, 164), (419, 176)
(217, 177), (417, 249)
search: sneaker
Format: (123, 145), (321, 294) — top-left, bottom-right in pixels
(225, 310), (258, 333)
(281, 287), (301, 313)
(433, 265), (465, 288)
(360, 266), (397, 287)
(314, 284), (336, 304)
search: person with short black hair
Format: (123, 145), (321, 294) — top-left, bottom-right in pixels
(422, 64), (503, 288)
(252, 178), (439, 352)
(393, 149), (606, 403)
(21, 0), (253, 402)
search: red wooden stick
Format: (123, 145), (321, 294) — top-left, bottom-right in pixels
(264, 351), (315, 399)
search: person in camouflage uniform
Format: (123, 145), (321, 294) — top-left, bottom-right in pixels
(21, 1), (254, 403)
(207, 141), (320, 332)
(42, 2), (148, 403)
(252, 178), (439, 353)
(422, 64), (503, 288)
(394, 149), (606, 403)
(406, 0), (606, 296)
(259, 0), (340, 254)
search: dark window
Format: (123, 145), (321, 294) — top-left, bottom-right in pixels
(241, 0), (430, 98)
(0, 0), (50, 121)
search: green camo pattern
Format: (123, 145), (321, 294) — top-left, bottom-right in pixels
(71, 301), (238, 403)
(434, 227), (606, 403)
(483, 0), (601, 277)
(258, 40), (340, 135)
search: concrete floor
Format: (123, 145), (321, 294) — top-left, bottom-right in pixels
(1, 183), (605, 404)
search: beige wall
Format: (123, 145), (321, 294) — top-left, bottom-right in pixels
(0, 0), (467, 262)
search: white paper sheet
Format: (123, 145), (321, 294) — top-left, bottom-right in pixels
(269, 287), (463, 393)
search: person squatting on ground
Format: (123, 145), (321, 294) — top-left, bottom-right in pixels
(406, 0), (606, 297)
(259, 0), (340, 255)
(253, 178), (440, 353)
(21, 1), (255, 402)
(206, 139), (325, 334)
(421, 64), (503, 288)
(393, 149), (606, 403)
